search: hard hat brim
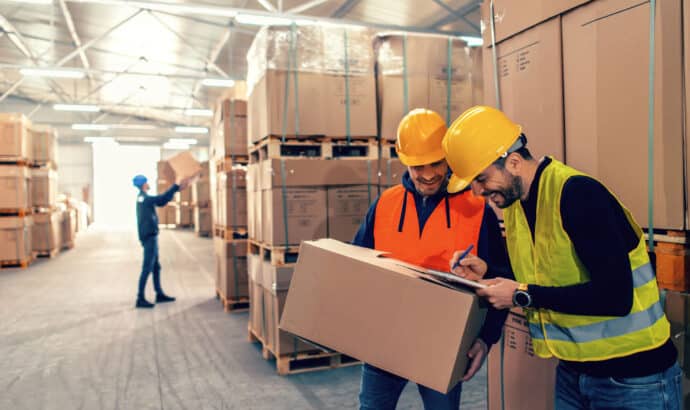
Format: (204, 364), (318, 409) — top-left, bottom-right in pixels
(397, 149), (446, 167)
(447, 173), (471, 194)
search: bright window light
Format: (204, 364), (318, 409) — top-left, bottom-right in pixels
(184, 108), (213, 117)
(53, 104), (100, 112)
(163, 142), (190, 150)
(175, 126), (208, 134)
(84, 136), (117, 144)
(73, 123), (109, 131)
(20, 68), (85, 79)
(201, 78), (235, 87)
(169, 138), (198, 145)
(460, 36), (483, 47)
(235, 14), (293, 26)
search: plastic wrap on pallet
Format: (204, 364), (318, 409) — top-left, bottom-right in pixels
(28, 124), (58, 166)
(246, 25), (375, 96)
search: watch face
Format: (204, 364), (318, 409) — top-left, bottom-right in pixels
(514, 291), (530, 307)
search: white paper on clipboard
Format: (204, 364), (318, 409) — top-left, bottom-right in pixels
(424, 269), (487, 289)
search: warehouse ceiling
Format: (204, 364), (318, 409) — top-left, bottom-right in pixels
(0, 0), (482, 144)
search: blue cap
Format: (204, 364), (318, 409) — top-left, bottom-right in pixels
(132, 174), (147, 188)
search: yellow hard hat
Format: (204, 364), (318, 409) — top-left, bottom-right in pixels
(395, 109), (447, 166)
(442, 106), (522, 193)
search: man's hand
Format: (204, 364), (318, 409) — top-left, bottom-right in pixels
(462, 338), (488, 382)
(449, 252), (488, 281)
(176, 176), (192, 190)
(476, 278), (520, 310)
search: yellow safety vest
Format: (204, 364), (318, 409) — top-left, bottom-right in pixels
(504, 158), (669, 361)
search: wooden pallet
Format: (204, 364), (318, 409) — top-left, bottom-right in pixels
(379, 142), (399, 159)
(214, 225), (248, 240)
(32, 206), (60, 214)
(262, 244), (300, 266)
(0, 157), (29, 166)
(250, 136), (378, 162)
(29, 160), (57, 169)
(34, 248), (60, 259)
(215, 156), (249, 173)
(1, 258), (31, 269)
(61, 241), (74, 251)
(176, 224), (193, 229)
(0, 208), (32, 217)
(195, 230), (212, 238)
(644, 229), (688, 245)
(216, 289), (250, 313)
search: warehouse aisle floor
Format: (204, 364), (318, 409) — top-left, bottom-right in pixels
(0, 227), (488, 410)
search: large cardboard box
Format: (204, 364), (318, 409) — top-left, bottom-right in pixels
(482, 17), (565, 161)
(193, 206), (212, 234)
(166, 151), (202, 180)
(28, 125), (57, 166)
(32, 211), (61, 252)
(262, 188), (327, 246)
(487, 309), (558, 410)
(177, 186), (192, 204)
(327, 185), (372, 242)
(157, 161), (175, 183)
(248, 251), (265, 338)
(248, 71), (376, 142)
(562, 0), (684, 229)
(192, 178), (211, 207)
(60, 209), (77, 248)
(378, 158), (407, 188)
(0, 165), (31, 210)
(0, 216), (32, 261)
(31, 168), (58, 209)
(156, 205), (176, 225)
(0, 113), (30, 160)
(175, 205), (193, 226)
(280, 239), (487, 393)
(214, 238), (249, 299)
(376, 34), (483, 141)
(260, 158), (377, 190)
(264, 287), (314, 356)
(218, 169), (248, 229)
(212, 99), (248, 159)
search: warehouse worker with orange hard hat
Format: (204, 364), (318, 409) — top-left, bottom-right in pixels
(445, 106), (681, 410)
(352, 108), (512, 409)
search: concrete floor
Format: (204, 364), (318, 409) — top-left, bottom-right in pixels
(0, 227), (488, 410)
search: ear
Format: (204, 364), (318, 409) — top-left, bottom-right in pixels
(504, 152), (522, 174)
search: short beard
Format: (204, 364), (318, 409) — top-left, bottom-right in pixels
(494, 173), (524, 209)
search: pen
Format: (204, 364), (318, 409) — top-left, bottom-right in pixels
(451, 244), (474, 270)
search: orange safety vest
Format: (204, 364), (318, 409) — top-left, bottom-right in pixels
(373, 185), (485, 271)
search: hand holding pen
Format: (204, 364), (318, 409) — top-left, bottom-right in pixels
(449, 244), (488, 282)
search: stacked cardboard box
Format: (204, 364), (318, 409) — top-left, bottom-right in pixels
(60, 207), (77, 250)
(193, 161), (212, 236)
(0, 113), (30, 162)
(0, 216), (33, 264)
(156, 161), (176, 226)
(32, 211), (61, 255)
(28, 125), (58, 168)
(215, 238), (249, 302)
(210, 84), (248, 161)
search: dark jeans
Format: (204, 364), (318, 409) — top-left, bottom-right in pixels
(555, 361), (682, 410)
(359, 363), (462, 410)
(138, 236), (162, 299)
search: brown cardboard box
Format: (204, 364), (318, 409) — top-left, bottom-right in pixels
(327, 186), (373, 242)
(214, 238), (249, 299)
(175, 205), (193, 226)
(60, 209), (77, 248)
(28, 125), (57, 166)
(157, 161), (175, 183)
(378, 158), (407, 188)
(156, 182), (171, 195)
(264, 287), (314, 356)
(167, 151), (202, 180)
(248, 250), (264, 338)
(0, 216), (32, 261)
(177, 186), (193, 204)
(0, 165), (31, 210)
(280, 239), (487, 393)
(0, 113), (30, 160)
(31, 168), (58, 209)
(32, 211), (61, 252)
(261, 259), (295, 292)
(218, 169), (248, 228)
(248, 71), (376, 142)
(156, 205), (176, 225)
(482, 17), (565, 161)
(212, 99), (248, 159)
(562, 0), (684, 229)
(192, 178), (211, 207)
(262, 188), (327, 246)
(260, 158), (377, 190)
(247, 190), (258, 239)
(193, 206), (212, 234)
(487, 309), (558, 410)
(198, 161), (211, 180)
(480, 0), (590, 44)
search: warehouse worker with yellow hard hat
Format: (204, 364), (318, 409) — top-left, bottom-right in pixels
(445, 106), (681, 410)
(352, 108), (512, 409)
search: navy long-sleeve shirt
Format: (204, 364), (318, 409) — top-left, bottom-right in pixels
(353, 171), (512, 347)
(523, 157), (676, 377)
(136, 184), (179, 243)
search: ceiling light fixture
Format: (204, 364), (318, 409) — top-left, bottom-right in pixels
(20, 68), (85, 79)
(53, 104), (100, 112)
(72, 123), (109, 131)
(168, 138), (198, 145)
(201, 78), (235, 87)
(184, 108), (213, 117)
(174, 126), (208, 134)
(84, 136), (117, 144)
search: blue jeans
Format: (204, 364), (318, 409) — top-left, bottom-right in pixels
(138, 236), (162, 298)
(359, 363), (462, 410)
(555, 361), (682, 410)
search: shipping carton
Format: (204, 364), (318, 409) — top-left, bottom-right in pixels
(192, 178), (211, 207)
(327, 185), (373, 242)
(260, 158), (377, 190)
(0, 216), (32, 261)
(60, 209), (77, 248)
(280, 239), (487, 393)
(156, 205), (176, 225)
(264, 287), (314, 356)
(31, 168), (58, 208)
(248, 251), (264, 338)
(193, 206), (212, 234)
(28, 125), (57, 166)
(218, 169), (248, 228)
(214, 238), (249, 299)
(157, 161), (175, 183)
(0, 113), (30, 160)
(482, 17), (565, 160)
(175, 205), (193, 226)
(166, 151), (202, 181)
(0, 165), (31, 209)
(562, 0), (684, 229)
(212, 99), (248, 159)
(177, 186), (193, 204)
(262, 188), (327, 246)
(487, 309), (558, 410)
(32, 211), (61, 252)
(378, 158), (407, 188)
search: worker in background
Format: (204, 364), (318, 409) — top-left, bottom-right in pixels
(445, 106), (680, 410)
(353, 109), (512, 410)
(132, 174), (192, 309)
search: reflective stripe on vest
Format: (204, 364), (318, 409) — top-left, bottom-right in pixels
(373, 185), (485, 271)
(504, 158), (670, 361)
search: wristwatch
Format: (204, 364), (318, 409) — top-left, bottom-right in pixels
(512, 283), (532, 308)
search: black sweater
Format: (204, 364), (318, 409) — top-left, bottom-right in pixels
(523, 158), (676, 377)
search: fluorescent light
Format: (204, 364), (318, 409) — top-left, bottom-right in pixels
(53, 104), (100, 112)
(84, 137), (116, 144)
(5, 0), (52, 4)
(72, 123), (109, 131)
(169, 138), (198, 145)
(460, 36), (483, 47)
(126, 1), (237, 18)
(163, 142), (190, 150)
(109, 124), (157, 130)
(115, 136), (160, 143)
(235, 14), (293, 26)
(201, 78), (235, 87)
(20, 68), (85, 79)
(175, 126), (208, 134)
(184, 108), (213, 117)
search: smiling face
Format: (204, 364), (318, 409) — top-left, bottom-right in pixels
(472, 164), (525, 209)
(408, 159), (449, 196)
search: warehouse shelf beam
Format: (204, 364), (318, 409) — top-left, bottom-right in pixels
(431, 0), (479, 33)
(331, 0), (361, 18)
(287, 0), (331, 15)
(0, 64), (239, 82)
(430, 1), (480, 31)
(256, 0), (277, 13)
(58, 0), (94, 82)
(189, 25), (235, 109)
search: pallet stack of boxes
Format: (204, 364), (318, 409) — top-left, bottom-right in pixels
(210, 87), (250, 312)
(244, 25), (381, 374)
(192, 161), (212, 237)
(155, 161), (177, 227)
(175, 171), (193, 229)
(28, 125), (61, 257)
